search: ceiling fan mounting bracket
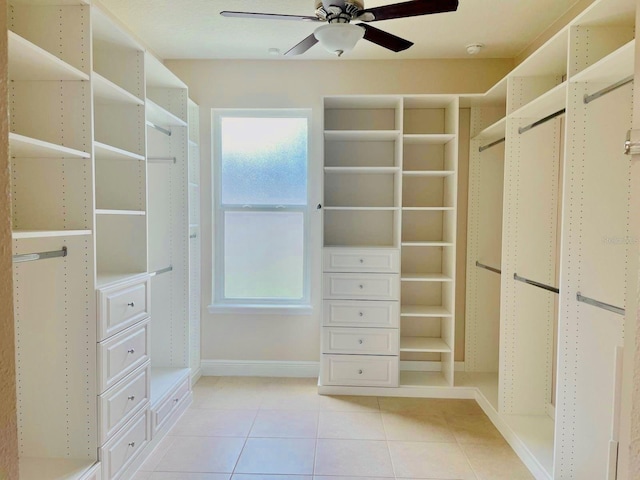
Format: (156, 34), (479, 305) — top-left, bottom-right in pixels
(315, 1), (363, 23)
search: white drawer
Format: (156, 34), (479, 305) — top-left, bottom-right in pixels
(323, 327), (399, 355)
(324, 248), (400, 273)
(100, 409), (149, 480)
(98, 362), (150, 444)
(323, 300), (399, 328)
(79, 463), (101, 480)
(98, 320), (150, 394)
(98, 276), (150, 341)
(321, 355), (399, 387)
(323, 273), (399, 300)
(152, 376), (191, 437)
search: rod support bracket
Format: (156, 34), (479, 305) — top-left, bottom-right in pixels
(625, 129), (640, 156)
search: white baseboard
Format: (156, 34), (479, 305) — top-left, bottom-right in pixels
(201, 359), (320, 378)
(191, 367), (203, 386)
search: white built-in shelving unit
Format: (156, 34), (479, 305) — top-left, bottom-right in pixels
(462, 0), (636, 478)
(320, 95), (459, 390)
(8, 2), (200, 479)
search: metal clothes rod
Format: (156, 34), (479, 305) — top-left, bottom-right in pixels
(13, 246), (67, 264)
(148, 157), (177, 164)
(476, 261), (502, 275)
(513, 273), (559, 294)
(150, 266), (173, 277)
(146, 121), (172, 137)
(576, 292), (625, 316)
(518, 109), (566, 135)
(189, 233), (197, 239)
(584, 76), (634, 105)
(478, 137), (506, 153)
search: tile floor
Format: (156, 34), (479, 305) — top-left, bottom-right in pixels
(132, 377), (534, 480)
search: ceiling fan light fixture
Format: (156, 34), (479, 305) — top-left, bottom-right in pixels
(314, 23), (364, 56)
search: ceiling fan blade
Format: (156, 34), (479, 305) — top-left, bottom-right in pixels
(359, 24), (413, 52)
(220, 11), (320, 22)
(359, 0), (458, 22)
(284, 34), (319, 56)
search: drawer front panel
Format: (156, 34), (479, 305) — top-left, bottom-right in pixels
(152, 377), (190, 436)
(99, 363), (150, 444)
(323, 300), (399, 328)
(98, 320), (150, 393)
(321, 355), (399, 387)
(100, 409), (149, 480)
(324, 248), (400, 273)
(323, 273), (399, 300)
(323, 327), (399, 355)
(98, 277), (150, 341)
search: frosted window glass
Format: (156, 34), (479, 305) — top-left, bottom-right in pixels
(224, 211), (304, 299)
(220, 117), (308, 205)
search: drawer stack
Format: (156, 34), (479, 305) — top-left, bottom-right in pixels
(97, 275), (151, 480)
(321, 248), (400, 387)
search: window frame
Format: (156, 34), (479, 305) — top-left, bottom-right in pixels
(209, 109), (312, 315)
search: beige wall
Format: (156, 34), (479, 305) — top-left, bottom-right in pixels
(0, 0), (18, 478)
(165, 58), (513, 363)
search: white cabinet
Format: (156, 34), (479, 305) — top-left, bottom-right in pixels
(99, 410), (150, 480)
(320, 95), (459, 389)
(321, 355), (399, 387)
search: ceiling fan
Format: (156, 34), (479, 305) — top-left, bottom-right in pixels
(220, 0), (459, 57)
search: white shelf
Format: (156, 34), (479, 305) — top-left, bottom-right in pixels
(146, 99), (188, 128)
(92, 72), (144, 105)
(19, 457), (97, 480)
(324, 167), (400, 174)
(476, 117), (507, 140)
(571, 40), (635, 84)
(401, 273), (453, 282)
(96, 209), (146, 216)
(92, 7), (144, 50)
(94, 141), (145, 162)
(402, 171), (455, 177)
(402, 207), (454, 211)
(9, 132), (90, 159)
(401, 241), (454, 247)
(510, 81), (567, 120)
(400, 337), (452, 353)
(146, 54), (188, 89)
(96, 272), (148, 289)
(8, 31), (89, 81)
(150, 367), (190, 406)
(12, 230), (91, 239)
(399, 370), (449, 388)
(324, 130), (401, 141)
(401, 305), (453, 317)
(403, 134), (456, 144)
(502, 414), (555, 478)
(324, 207), (400, 211)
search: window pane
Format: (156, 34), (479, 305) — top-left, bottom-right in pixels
(224, 211), (304, 299)
(220, 117), (308, 206)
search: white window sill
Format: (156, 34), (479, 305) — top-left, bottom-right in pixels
(207, 304), (314, 316)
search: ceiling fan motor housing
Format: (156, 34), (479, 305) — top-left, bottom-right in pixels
(315, 1), (364, 22)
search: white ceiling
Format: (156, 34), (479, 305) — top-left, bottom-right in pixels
(99, 0), (582, 60)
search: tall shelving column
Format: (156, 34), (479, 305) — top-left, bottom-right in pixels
(188, 99), (202, 379)
(92, 6), (148, 287)
(9, 0), (99, 479)
(399, 96), (459, 388)
(145, 53), (193, 435)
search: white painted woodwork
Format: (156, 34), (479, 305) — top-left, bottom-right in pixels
(322, 327), (399, 355)
(323, 300), (399, 328)
(151, 375), (190, 436)
(321, 355), (399, 387)
(323, 273), (400, 301)
(323, 248), (399, 273)
(99, 410), (149, 480)
(97, 275), (150, 341)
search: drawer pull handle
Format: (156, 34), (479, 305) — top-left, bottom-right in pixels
(127, 302), (135, 307)
(359, 258), (364, 263)
(127, 349), (135, 354)
(359, 284), (364, 289)
(359, 312), (364, 317)
(358, 339), (363, 344)
(358, 369), (363, 375)
(128, 442), (135, 447)
(128, 395), (135, 401)
(174, 398), (180, 403)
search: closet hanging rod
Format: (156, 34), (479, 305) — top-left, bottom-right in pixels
(189, 233), (197, 239)
(584, 76), (634, 105)
(150, 265), (173, 277)
(476, 261), (501, 275)
(513, 273), (559, 294)
(148, 157), (177, 164)
(478, 137), (506, 153)
(518, 109), (566, 135)
(576, 292), (625, 316)
(146, 121), (172, 137)
(13, 246), (67, 264)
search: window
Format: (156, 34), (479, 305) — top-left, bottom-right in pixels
(211, 110), (311, 313)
